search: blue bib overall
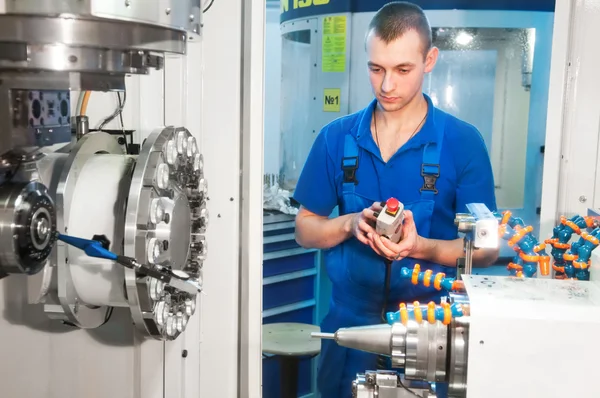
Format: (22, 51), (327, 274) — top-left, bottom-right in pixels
(317, 106), (451, 398)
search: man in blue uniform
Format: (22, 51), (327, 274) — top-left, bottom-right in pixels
(293, 2), (498, 397)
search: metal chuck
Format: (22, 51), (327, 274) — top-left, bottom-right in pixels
(312, 323), (409, 367)
(312, 320), (449, 382)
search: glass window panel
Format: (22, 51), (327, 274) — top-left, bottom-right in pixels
(425, 27), (536, 210)
(279, 29), (313, 191)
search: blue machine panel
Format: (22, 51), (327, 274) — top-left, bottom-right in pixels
(281, 0), (555, 23)
(263, 275), (315, 311)
(264, 252), (316, 278)
(263, 356), (313, 398)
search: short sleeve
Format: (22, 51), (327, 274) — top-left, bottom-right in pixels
(292, 128), (338, 217)
(454, 126), (497, 213)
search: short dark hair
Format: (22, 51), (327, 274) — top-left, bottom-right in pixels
(367, 1), (432, 55)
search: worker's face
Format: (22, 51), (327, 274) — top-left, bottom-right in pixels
(366, 30), (438, 112)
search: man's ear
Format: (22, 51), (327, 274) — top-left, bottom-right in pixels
(424, 46), (439, 73)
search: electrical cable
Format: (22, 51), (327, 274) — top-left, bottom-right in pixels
(203, 0), (215, 13)
(116, 92), (129, 154)
(97, 90), (127, 131)
(80, 91), (91, 116)
(398, 377), (423, 397)
(76, 91), (85, 115)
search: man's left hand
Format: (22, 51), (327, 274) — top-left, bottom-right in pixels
(368, 210), (421, 262)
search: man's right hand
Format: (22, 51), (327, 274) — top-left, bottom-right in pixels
(348, 202), (382, 245)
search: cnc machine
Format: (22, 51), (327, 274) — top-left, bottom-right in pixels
(0, 1), (262, 397)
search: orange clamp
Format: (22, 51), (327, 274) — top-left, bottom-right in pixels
(400, 303), (409, 325)
(552, 264), (565, 273)
(507, 262), (523, 271)
(427, 301), (436, 324)
(413, 301), (423, 324)
(423, 270), (433, 287)
(564, 220), (581, 235)
(582, 232), (600, 245)
(411, 264), (421, 285)
(434, 272), (445, 290)
(501, 211), (512, 226)
(539, 255), (550, 276)
(585, 216), (596, 228)
(519, 252), (539, 263)
(442, 302), (452, 325)
(573, 260), (590, 270)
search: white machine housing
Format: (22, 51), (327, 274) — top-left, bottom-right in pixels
(462, 274), (600, 397)
(0, 1), (265, 397)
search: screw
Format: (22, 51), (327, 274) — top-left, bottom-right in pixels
(68, 55), (78, 63)
(125, 0), (131, 7)
(579, 195), (587, 203)
(230, 197), (234, 201)
(165, 8), (171, 15)
(190, 14), (195, 21)
(182, 349), (188, 358)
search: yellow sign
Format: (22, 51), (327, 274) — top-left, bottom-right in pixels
(281, 0), (330, 13)
(323, 88), (341, 112)
(322, 16), (346, 73)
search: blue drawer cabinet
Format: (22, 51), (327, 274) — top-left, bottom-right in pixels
(262, 212), (321, 398)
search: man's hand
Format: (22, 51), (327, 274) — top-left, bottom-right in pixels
(368, 210), (420, 261)
(349, 202), (383, 246)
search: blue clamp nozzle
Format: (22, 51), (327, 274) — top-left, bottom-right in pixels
(386, 302), (464, 326)
(57, 233), (118, 261)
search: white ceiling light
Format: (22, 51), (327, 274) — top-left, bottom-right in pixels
(455, 31), (473, 46)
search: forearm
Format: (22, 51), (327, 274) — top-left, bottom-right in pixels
(413, 236), (499, 267)
(295, 213), (355, 249)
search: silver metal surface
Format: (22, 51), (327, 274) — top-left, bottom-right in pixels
(404, 321), (448, 382)
(2, 0), (201, 34)
(390, 322), (408, 368)
(26, 151), (69, 304)
(75, 116), (89, 141)
(0, 181), (57, 275)
(465, 203), (499, 249)
(464, 239), (474, 275)
(0, 44), (165, 75)
(0, 15), (187, 54)
(53, 132), (124, 327)
(330, 324), (394, 357)
(155, 192), (192, 270)
(455, 203), (499, 276)
(315, 322), (410, 366)
(311, 332), (334, 339)
(124, 126), (205, 340)
(352, 370), (437, 398)
(448, 318), (469, 398)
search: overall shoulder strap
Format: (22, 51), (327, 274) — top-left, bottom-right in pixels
(420, 110), (447, 201)
(342, 134), (359, 194)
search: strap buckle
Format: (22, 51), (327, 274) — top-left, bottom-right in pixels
(342, 156), (359, 185)
(420, 163), (439, 194)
